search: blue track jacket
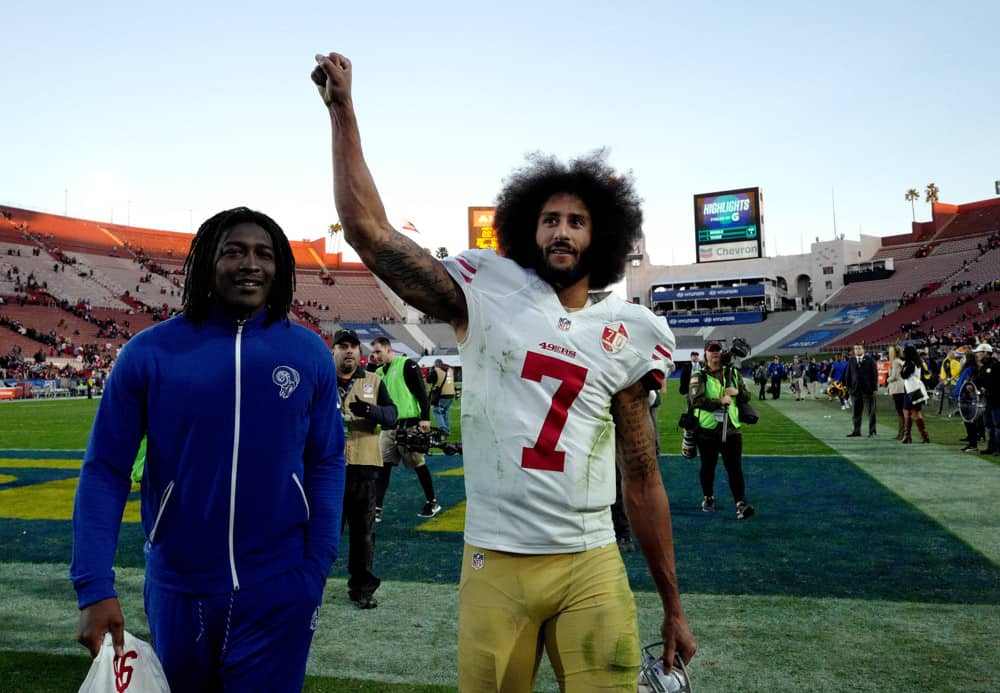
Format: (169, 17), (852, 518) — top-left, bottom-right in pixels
(71, 308), (346, 608)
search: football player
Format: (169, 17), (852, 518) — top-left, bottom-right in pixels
(313, 52), (696, 690)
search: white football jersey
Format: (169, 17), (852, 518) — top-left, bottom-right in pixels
(441, 249), (676, 553)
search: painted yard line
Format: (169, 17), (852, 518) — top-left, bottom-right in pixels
(0, 459), (83, 469)
(768, 397), (1000, 566)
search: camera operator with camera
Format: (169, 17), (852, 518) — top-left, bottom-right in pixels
(686, 340), (756, 520)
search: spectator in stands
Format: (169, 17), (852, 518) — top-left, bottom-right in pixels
(315, 50), (695, 687)
(767, 355), (785, 399)
(973, 343), (1000, 455)
(368, 336), (441, 521)
(334, 328), (396, 609)
(844, 343), (878, 437)
(886, 345), (907, 440)
(425, 358), (456, 435)
(71, 207), (345, 691)
(688, 340), (755, 519)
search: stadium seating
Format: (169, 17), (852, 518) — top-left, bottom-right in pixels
(931, 200), (1000, 240)
(0, 301), (128, 349)
(828, 247), (980, 307)
(103, 223), (193, 264)
(0, 224), (31, 246)
(0, 249), (126, 308)
(75, 252), (184, 311)
(294, 271), (399, 323)
(6, 208), (119, 254)
(0, 328), (36, 360)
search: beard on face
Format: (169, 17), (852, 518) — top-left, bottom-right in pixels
(534, 244), (592, 289)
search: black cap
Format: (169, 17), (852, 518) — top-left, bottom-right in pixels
(333, 329), (360, 345)
(705, 340), (723, 352)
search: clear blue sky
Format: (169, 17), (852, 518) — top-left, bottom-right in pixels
(1, 0), (996, 270)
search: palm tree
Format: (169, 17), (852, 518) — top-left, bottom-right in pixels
(904, 189), (919, 221)
(924, 183), (940, 204)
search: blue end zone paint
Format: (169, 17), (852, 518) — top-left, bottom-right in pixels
(3, 453), (998, 604)
(0, 450), (84, 459)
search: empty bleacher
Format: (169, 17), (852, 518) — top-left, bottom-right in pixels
(103, 223), (192, 265)
(934, 251), (1000, 294)
(294, 271), (399, 322)
(0, 223), (32, 247)
(870, 241), (924, 261)
(931, 200), (1000, 241)
(828, 243), (981, 306)
(5, 207), (120, 254)
(76, 252), (184, 311)
(0, 301), (130, 350)
(0, 249), (126, 308)
(0, 326), (37, 361)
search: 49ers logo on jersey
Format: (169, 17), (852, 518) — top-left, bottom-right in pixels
(601, 322), (629, 354)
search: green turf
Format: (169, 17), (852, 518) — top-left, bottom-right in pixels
(0, 651), (454, 693)
(0, 399), (99, 449)
(2, 392), (1000, 691)
(658, 386), (836, 456)
(3, 563), (999, 692)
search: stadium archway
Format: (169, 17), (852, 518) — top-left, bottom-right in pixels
(796, 273), (812, 306)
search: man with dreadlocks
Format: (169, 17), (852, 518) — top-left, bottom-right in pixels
(71, 207), (346, 691)
(313, 53), (696, 691)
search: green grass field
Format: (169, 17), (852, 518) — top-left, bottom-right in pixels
(2, 387), (999, 691)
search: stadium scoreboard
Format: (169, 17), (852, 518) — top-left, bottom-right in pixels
(693, 187), (764, 263)
(468, 207), (498, 251)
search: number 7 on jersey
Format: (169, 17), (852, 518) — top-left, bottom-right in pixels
(520, 351), (588, 472)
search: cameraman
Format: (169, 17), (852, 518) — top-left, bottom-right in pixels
(687, 341), (756, 520)
(369, 337), (441, 520)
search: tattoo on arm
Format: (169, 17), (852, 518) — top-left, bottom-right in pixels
(612, 384), (658, 482)
(367, 233), (467, 324)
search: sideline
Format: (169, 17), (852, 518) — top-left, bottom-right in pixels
(767, 395), (1000, 566)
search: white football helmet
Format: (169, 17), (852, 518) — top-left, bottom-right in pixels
(637, 642), (692, 693)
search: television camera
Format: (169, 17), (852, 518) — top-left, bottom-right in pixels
(395, 425), (463, 456)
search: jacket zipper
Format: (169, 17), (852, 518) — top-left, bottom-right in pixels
(228, 321), (244, 591)
(292, 472), (310, 520)
(148, 480), (175, 545)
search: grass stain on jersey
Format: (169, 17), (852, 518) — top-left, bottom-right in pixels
(582, 414), (615, 499)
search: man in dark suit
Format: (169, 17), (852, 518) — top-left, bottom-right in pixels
(843, 342), (878, 437)
(677, 351), (702, 396)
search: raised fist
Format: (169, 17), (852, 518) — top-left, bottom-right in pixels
(312, 52), (352, 108)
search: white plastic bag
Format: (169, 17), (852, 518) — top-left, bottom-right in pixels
(79, 630), (170, 693)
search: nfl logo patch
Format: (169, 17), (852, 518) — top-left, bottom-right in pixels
(363, 383), (374, 396)
(471, 551), (485, 570)
(558, 317), (571, 331)
(601, 322), (629, 354)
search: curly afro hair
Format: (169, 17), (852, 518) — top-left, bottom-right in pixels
(493, 149), (643, 290)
